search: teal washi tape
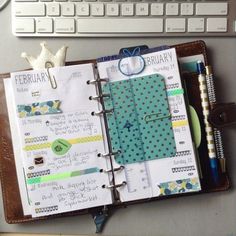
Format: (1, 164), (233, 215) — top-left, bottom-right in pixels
(17, 100), (62, 118)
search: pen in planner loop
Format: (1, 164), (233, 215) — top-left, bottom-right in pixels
(205, 65), (226, 173)
(197, 61), (220, 185)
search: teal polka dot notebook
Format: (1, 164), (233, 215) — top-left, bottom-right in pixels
(102, 74), (176, 165)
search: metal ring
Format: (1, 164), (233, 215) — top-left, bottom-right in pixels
(89, 94), (110, 100)
(97, 150), (121, 157)
(101, 165), (125, 173)
(87, 78), (108, 85)
(102, 181), (127, 189)
(91, 109), (113, 116)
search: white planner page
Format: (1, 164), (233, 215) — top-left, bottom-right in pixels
(8, 64), (112, 217)
(97, 48), (201, 202)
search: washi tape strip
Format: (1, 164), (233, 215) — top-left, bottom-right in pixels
(158, 177), (200, 196)
(24, 135), (103, 151)
(35, 206), (58, 214)
(27, 167), (99, 184)
(174, 150), (191, 157)
(167, 89), (184, 96)
(17, 100), (61, 118)
(172, 120), (188, 127)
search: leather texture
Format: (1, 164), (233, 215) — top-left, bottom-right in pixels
(208, 103), (236, 128)
(0, 41), (230, 224)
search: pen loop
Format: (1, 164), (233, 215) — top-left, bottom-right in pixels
(45, 61), (57, 89)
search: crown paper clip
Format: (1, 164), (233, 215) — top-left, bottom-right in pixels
(21, 42), (68, 89)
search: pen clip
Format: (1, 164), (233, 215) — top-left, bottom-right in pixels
(208, 103), (236, 128)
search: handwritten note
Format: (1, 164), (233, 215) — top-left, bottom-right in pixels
(10, 64), (112, 217)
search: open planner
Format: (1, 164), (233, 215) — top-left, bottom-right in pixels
(0, 41), (231, 227)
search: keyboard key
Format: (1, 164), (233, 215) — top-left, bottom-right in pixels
(12, 0), (236, 37)
(77, 18), (163, 33)
(106, 4), (119, 16)
(36, 18), (53, 32)
(188, 18), (204, 32)
(166, 3), (178, 16)
(76, 3), (90, 16)
(61, 3), (75, 16)
(166, 18), (185, 32)
(181, 3), (193, 16)
(121, 3), (134, 16)
(196, 3), (227, 16)
(15, 0), (38, 2)
(150, 3), (164, 16)
(91, 3), (104, 16)
(14, 3), (45, 16)
(207, 18), (227, 32)
(136, 3), (149, 16)
(55, 18), (75, 33)
(47, 3), (60, 16)
(14, 18), (35, 33)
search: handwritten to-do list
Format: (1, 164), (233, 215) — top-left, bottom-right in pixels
(10, 64), (112, 217)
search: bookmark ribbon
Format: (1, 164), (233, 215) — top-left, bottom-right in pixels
(17, 100), (61, 118)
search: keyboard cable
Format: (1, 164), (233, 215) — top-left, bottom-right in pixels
(0, 0), (10, 11)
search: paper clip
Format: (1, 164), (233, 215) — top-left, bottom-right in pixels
(118, 47), (145, 76)
(144, 113), (171, 123)
(45, 61), (57, 89)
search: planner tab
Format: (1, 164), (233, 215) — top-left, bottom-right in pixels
(119, 45), (149, 56)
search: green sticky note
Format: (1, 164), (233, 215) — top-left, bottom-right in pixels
(189, 105), (201, 148)
(102, 74), (176, 165)
(51, 139), (72, 155)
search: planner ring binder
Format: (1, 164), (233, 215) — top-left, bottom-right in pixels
(89, 94), (110, 101)
(87, 73), (127, 197)
(97, 150), (121, 158)
(100, 166), (125, 173)
(91, 109), (114, 116)
(87, 78), (107, 85)
(0, 40), (232, 229)
(102, 181), (127, 189)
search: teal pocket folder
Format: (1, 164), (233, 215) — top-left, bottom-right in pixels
(102, 74), (176, 165)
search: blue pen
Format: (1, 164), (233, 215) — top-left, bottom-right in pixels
(197, 61), (219, 184)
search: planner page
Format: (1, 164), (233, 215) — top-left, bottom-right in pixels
(97, 47), (201, 202)
(6, 64), (112, 217)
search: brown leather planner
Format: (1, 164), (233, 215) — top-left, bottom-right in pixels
(0, 40), (233, 227)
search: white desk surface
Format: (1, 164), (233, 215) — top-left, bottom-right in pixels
(1, 4), (236, 236)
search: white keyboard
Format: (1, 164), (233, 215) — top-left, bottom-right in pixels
(12, 0), (236, 37)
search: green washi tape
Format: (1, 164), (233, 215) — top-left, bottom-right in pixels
(51, 139), (72, 155)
